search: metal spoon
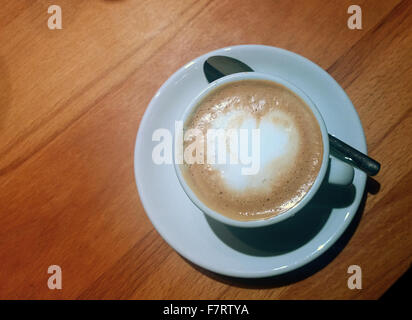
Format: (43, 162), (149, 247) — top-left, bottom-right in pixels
(203, 55), (380, 176)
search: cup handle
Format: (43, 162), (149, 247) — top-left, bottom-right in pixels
(328, 156), (354, 186)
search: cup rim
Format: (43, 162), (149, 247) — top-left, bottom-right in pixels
(174, 71), (330, 228)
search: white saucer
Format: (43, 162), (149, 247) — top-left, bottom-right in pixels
(134, 45), (367, 278)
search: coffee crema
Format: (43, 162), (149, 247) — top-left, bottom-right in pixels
(181, 79), (323, 221)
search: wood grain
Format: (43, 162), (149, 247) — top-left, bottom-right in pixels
(0, 0), (411, 299)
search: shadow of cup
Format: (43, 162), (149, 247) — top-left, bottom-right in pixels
(205, 177), (357, 257)
(183, 173), (381, 289)
(183, 177), (362, 289)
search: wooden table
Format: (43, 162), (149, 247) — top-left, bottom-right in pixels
(0, 0), (411, 300)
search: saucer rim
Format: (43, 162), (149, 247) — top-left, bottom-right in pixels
(134, 44), (367, 278)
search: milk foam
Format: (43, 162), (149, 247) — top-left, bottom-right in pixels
(182, 79), (323, 221)
(210, 109), (299, 191)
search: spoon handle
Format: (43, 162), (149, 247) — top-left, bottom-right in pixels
(328, 134), (380, 176)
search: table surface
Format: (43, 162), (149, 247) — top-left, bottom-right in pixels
(0, 0), (411, 300)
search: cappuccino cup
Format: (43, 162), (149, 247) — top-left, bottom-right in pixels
(174, 72), (354, 228)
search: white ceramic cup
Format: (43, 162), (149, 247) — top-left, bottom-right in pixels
(174, 72), (354, 228)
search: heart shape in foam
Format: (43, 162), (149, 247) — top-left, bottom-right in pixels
(210, 109), (299, 192)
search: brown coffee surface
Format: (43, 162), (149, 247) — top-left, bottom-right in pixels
(181, 79), (323, 221)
